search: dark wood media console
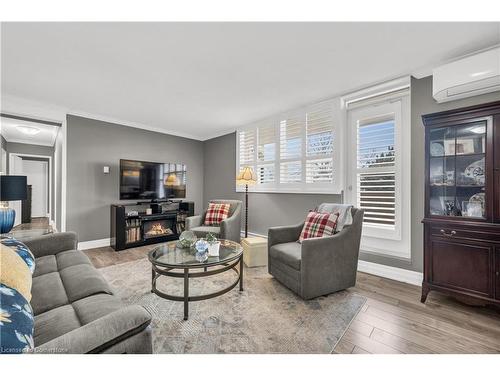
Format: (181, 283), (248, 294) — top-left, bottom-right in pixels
(110, 200), (194, 251)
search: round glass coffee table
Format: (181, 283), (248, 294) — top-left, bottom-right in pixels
(148, 239), (243, 320)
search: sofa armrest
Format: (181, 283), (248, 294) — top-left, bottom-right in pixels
(220, 205), (242, 242)
(22, 232), (78, 258)
(35, 305), (152, 354)
(185, 215), (203, 230)
(268, 222), (304, 248)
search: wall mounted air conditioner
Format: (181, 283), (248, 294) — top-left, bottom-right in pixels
(433, 47), (500, 103)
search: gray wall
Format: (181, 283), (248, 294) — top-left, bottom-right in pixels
(4, 141), (55, 222)
(66, 115), (205, 242)
(203, 76), (500, 273)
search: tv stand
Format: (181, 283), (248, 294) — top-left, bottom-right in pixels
(110, 201), (194, 251)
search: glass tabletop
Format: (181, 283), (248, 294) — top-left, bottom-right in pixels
(148, 239), (243, 268)
(5, 228), (54, 241)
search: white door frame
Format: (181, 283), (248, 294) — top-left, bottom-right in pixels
(9, 153), (53, 221)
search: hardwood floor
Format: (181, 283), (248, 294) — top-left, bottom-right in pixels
(12, 217), (51, 231)
(335, 272), (500, 354)
(84, 245), (500, 354)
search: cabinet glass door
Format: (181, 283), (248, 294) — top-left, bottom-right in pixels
(429, 121), (486, 218)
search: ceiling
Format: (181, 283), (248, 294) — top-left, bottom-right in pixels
(0, 117), (59, 147)
(1, 22), (499, 141)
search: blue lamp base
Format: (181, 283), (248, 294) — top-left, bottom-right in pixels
(0, 206), (16, 234)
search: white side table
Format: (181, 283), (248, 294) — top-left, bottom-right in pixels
(241, 236), (268, 267)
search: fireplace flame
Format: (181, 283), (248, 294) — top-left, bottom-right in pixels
(146, 223), (173, 236)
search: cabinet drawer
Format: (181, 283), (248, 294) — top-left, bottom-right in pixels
(429, 238), (493, 297)
(430, 225), (500, 243)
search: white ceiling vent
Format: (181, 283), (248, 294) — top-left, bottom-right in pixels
(433, 47), (500, 103)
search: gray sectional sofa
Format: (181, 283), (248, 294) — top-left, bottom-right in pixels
(23, 232), (152, 354)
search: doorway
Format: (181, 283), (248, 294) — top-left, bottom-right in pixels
(9, 153), (52, 227)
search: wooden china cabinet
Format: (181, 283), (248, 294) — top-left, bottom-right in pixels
(421, 100), (500, 307)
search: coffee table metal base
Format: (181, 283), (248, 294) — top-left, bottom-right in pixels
(151, 254), (243, 320)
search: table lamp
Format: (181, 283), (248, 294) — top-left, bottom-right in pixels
(236, 167), (256, 238)
(165, 174), (178, 186)
(0, 175), (28, 233)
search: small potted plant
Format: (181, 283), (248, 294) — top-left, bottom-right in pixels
(206, 232), (221, 257)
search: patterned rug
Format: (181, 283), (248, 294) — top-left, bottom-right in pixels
(99, 258), (366, 354)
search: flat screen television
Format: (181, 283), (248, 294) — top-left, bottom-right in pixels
(120, 159), (186, 200)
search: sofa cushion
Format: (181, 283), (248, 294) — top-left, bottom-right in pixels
(190, 226), (221, 236)
(1, 237), (36, 274)
(0, 283), (34, 353)
(31, 272), (69, 315)
(34, 305), (81, 346)
(72, 294), (126, 325)
(0, 244), (33, 302)
(316, 203), (353, 232)
(203, 202), (230, 226)
(299, 211), (339, 243)
(33, 255), (58, 277)
(56, 250), (92, 270)
(269, 242), (302, 270)
(59, 264), (113, 303)
(34, 294), (126, 346)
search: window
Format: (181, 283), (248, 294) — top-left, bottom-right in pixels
(357, 118), (396, 227)
(236, 99), (341, 193)
(346, 83), (411, 259)
(257, 123), (276, 184)
(306, 103), (334, 184)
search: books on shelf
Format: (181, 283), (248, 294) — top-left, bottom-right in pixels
(126, 218), (141, 243)
(176, 212), (187, 234)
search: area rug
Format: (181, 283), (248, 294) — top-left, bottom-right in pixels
(99, 258), (366, 354)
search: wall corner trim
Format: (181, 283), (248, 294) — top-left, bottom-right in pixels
(357, 260), (423, 286)
(77, 238), (111, 251)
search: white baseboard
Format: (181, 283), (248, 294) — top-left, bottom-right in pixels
(357, 260), (423, 286)
(78, 238), (111, 250)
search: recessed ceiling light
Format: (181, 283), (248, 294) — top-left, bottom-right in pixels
(16, 125), (41, 135)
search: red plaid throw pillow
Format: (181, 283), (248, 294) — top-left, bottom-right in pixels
(204, 203), (231, 226)
(298, 211), (340, 243)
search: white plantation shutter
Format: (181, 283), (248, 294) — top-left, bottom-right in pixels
(236, 98), (341, 193)
(346, 78), (410, 258)
(238, 128), (256, 169)
(306, 102), (334, 184)
(279, 117), (303, 160)
(257, 123), (276, 184)
(279, 114), (304, 183)
(356, 119), (396, 228)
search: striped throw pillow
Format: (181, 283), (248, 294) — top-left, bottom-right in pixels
(298, 211), (340, 243)
(204, 203), (230, 226)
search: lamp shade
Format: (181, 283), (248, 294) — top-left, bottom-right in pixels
(0, 175), (28, 201)
(165, 174), (178, 186)
(236, 167), (257, 185)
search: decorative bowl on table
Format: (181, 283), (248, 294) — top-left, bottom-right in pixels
(194, 239), (209, 262)
(177, 231), (197, 249)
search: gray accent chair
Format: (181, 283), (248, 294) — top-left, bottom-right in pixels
(185, 199), (242, 243)
(268, 208), (364, 300)
(22, 232), (152, 354)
